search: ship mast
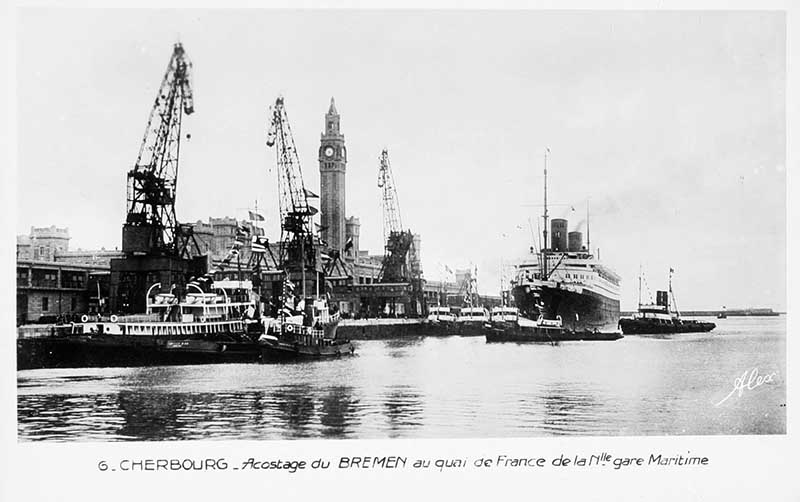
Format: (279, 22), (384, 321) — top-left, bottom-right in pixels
(499, 258), (504, 306)
(638, 264), (642, 308)
(669, 267), (681, 318)
(542, 148), (549, 279)
(472, 265), (478, 307)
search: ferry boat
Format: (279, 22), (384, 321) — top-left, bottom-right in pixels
(511, 149), (620, 330)
(17, 280), (263, 369)
(618, 269), (715, 335)
(454, 306), (490, 336)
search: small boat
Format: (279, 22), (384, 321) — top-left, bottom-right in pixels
(618, 269), (715, 335)
(490, 306), (520, 323)
(427, 305), (457, 325)
(258, 297), (352, 359)
(717, 306), (727, 319)
(453, 306), (490, 336)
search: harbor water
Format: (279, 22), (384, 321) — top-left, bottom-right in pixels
(17, 317), (785, 441)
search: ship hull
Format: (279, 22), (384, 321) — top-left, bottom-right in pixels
(259, 319), (355, 360)
(434, 321), (459, 336)
(17, 334), (262, 370)
(484, 321), (622, 342)
(512, 285), (620, 330)
(453, 321), (488, 337)
(259, 339), (355, 360)
(338, 319), (450, 339)
(618, 318), (715, 335)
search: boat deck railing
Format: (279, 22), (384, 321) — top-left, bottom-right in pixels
(72, 319), (246, 336)
(279, 324), (337, 346)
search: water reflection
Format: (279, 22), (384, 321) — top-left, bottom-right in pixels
(383, 337), (424, 358)
(319, 386), (360, 437)
(539, 384), (603, 435)
(19, 393), (125, 441)
(270, 385), (316, 437)
(116, 391), (187, 440)
(383, 385), (424, 433)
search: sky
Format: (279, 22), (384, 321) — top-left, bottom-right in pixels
(15, 9), (786, 310)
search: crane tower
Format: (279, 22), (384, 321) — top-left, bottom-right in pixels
(266, 96), (321, 299)
(110, 43), (206, 314)
(377, 149), (415, 284)
(375, 149), (424, 316)
(378, 148), (403, 244)
(123, 42), (196, 257)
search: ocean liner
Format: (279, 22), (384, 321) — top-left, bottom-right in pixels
(510, 150), (621, 330)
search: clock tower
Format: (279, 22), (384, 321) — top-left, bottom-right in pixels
(319, 97), (347, 252)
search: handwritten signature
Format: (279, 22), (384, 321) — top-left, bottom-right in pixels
(715, 367), (777, 406)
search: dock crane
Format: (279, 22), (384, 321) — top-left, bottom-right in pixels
(377, 149), (415, 283)
(123, 42), (199, 258)
(265, 96), (320, 300)
(377, 149), (424, 315)
(110, 43), (206, 314)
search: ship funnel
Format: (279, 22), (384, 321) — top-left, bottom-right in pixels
(551, 219), (568, 252)
(656, 291), (669, 307)
(568, 231), (583, 252)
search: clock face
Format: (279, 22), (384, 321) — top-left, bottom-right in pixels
(324, 146), (334, 158)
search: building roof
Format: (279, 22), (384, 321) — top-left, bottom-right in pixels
(30, 225), (70, 238)
(17, 259), (110, 271)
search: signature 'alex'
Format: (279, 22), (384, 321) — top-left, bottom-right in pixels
(715, 368), (777, 406)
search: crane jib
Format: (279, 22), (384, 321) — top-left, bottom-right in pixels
(124, 42), (194, 257)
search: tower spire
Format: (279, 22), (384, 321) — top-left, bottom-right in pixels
(328, 96), (338, 115)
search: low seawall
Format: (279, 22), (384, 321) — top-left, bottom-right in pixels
(339, 319), (446, 340)
(18, 325), (57, 339)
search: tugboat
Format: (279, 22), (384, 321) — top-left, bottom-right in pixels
(258, 276), (351, 359)
(618, 269), (715, 335)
